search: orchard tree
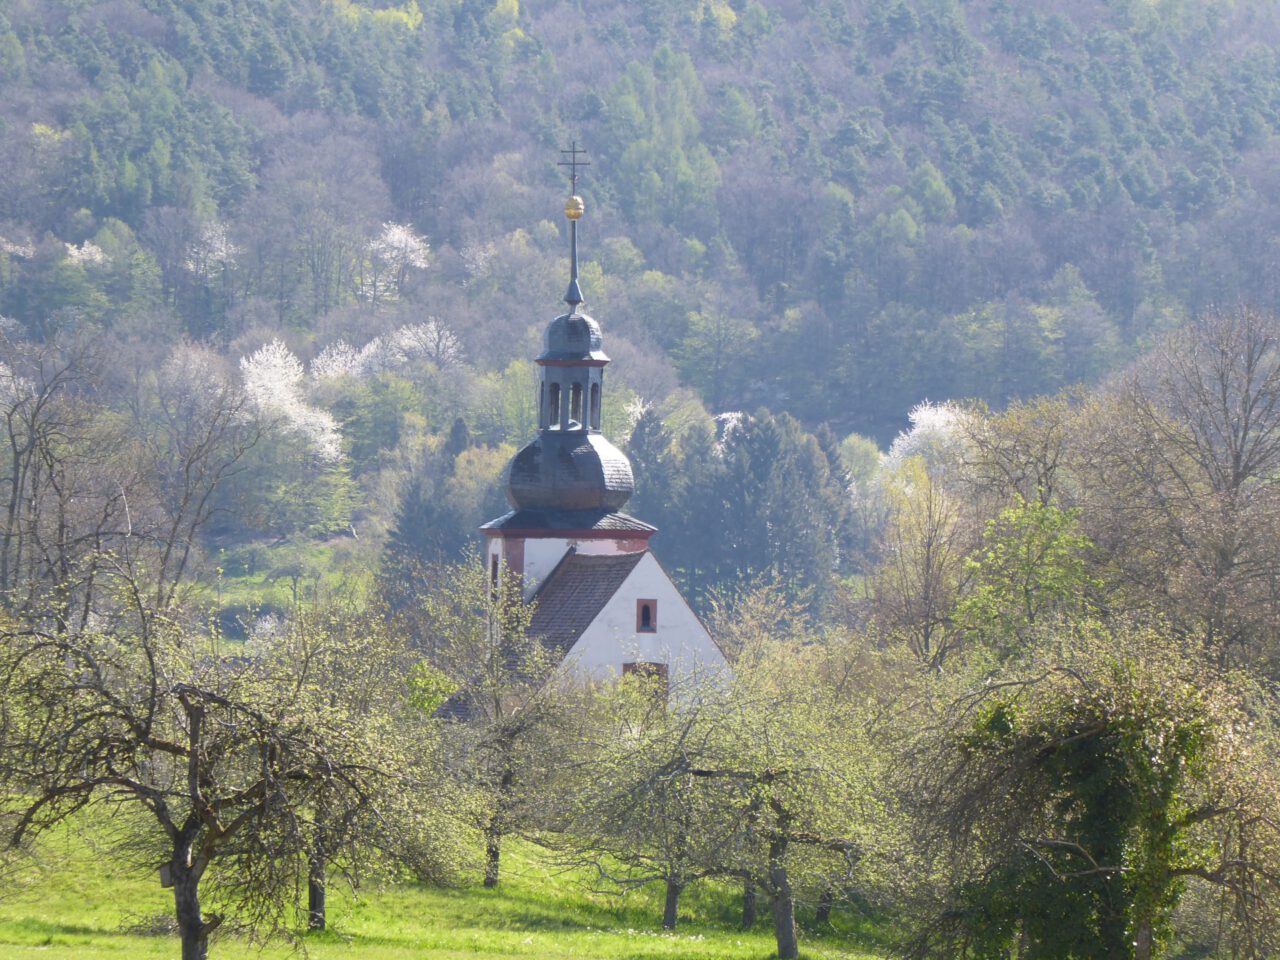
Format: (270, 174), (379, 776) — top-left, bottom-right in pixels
(0, 591), (445, 960)
(254, 600), (468, 932)
(555, 671), (743, 930)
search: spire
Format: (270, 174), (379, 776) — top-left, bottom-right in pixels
(558, 141), (590, 309)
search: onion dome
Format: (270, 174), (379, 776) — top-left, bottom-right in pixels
(540, 312), (609, 362)
(506, 431), (634, 512)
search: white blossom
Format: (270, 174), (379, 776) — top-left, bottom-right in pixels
(310, 340), (364, 381)
(0, 237), (35, 259)
(714, 410), (748, 449)
(64, 241), (107, 265)
(308, 318), (463, 382)
(184, 221), (238, 280)
(240, 339), (342, 461)
(245, 613), (287, 657)
(884, 400), (967, 479)
(371, 222), (430, 272)
(391, 319), (462, 368)
(359, 222), (430, 303)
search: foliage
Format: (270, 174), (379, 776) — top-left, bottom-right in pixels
(906, 626), (1280, 960)
(954, 498), (1098, 656)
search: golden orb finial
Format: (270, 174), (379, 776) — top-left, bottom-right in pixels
(565, 195), (585, 220)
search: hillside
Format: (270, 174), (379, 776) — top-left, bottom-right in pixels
(4, 0), (1280, 605)
(2, 0), (1280, 434)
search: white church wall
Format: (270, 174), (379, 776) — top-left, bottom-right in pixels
(560, 553), (727, 685)
(521, 538), (570, 596)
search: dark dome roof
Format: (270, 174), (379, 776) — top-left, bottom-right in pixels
(539, 312), (609, 362)
(506, 431), (633, 512)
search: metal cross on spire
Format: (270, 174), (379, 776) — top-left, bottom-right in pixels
(558, 140), (590, 192)
(558, 141), (589, 308)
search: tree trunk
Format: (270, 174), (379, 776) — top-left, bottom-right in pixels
(172, 865), (208, 960)
(742, 880), (758, 929)
(483, 820), (502, 888)
(308, 851), (326, 931)
(1134, 919), (1154, 960)
(484, 767), (514, 888)
(769, 835), (798, 960)
(816, 888), (833, 924)
(663, 877), (683, 930)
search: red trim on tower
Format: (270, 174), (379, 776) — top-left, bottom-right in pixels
(505, 537), (525, 576)
(536, 358), (608, 368)
(483, 528), (654, 542)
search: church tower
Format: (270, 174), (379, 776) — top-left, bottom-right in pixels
(481, 145), (726, 688)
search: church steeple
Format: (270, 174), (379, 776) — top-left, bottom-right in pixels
(495, 143), (638, 517)
(478, 145), (726, 689)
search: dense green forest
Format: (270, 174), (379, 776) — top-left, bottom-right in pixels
(2, 0), (1280, 606)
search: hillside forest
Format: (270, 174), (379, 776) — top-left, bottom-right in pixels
(5, 0), (1280, 958)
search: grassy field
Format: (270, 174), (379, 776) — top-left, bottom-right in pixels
(0, 819), (886, 960)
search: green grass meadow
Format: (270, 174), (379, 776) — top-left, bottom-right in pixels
(0, 820), (885, 960)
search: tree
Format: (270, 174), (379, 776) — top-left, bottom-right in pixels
(871, 456), (973, 668)
(954, 498), (1098, 658)
(1082, 307), (1280, 668)
(408, 556), (560, 888)
(554, 672), (739, 930)
(256, 600), (466, 932)
(560, 629), (886, 958)
(126, 342), (263, 609)
(906, 625), (1280, 960)
(0, 596), (441, 960)
(0, 335), (130, 630)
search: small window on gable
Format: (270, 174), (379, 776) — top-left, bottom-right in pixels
(636, 599), (657, 633)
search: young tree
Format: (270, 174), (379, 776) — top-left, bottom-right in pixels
(871, 456), (974, 668)
(408, 556), (560, 887)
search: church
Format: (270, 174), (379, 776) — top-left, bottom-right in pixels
(480, 157), (727, 692)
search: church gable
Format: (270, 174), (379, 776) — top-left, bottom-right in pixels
(558, 553), (727, 683)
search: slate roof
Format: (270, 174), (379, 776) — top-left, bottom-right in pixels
(505, 431), (635, 512)
(539, 311), (609, 362)
(481, 509), (656, 534)
(529, 549), (646, 653)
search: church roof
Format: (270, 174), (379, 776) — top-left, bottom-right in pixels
(529, 550), (645, 653)
(481, 508), (655, 535)
(505, 431), (634, 513)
